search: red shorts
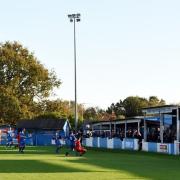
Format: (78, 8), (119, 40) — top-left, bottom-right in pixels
(76, 148), (86, 153)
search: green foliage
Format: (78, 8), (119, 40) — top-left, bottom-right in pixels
(83, 107), (97, 121)
(0, 41), (61, 124)
(148, 96), (166, 107)
(35, 112), (65, 120)
(106, 100), (126, 118)
(106, 96), (166, 118)
(0, 87), (21, 124)
(122, 96), (148, 117)
(0, 41), (168, 125)
(34, 100), (86, 128)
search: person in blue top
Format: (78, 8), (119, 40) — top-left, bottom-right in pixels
(55, 135), (62, 154)
(6, 133), (13, 148)
(69, 131), (76, 150)
(65, 131), (76, 156)
(19, 128), (26, 153)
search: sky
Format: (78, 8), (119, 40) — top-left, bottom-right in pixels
(0, 0), (180, 109)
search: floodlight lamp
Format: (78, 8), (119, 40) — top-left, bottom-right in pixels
(72, 14), (76, 18)
(70, 19), (73, 22)
(76, 18), (80, 22)
(77, 13), (81, 17)
(68, 14), (72, 18)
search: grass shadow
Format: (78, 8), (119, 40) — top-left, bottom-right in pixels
(66, 148), (180, 180)
(0, 159), (104, 173)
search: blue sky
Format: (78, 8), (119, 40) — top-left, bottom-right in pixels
(1, 0), (180, 108)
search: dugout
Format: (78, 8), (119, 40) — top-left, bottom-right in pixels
(16, 118), (70, 146)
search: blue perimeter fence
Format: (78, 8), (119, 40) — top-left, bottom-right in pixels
(1, 133), (179, 155)
(0, 132), (66, 146)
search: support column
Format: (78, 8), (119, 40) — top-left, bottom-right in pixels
(100, 124), (102, 136)
(92, 125), (94, 136)
(110, 123), (112, 138)
(177, 107), (179, 142)
(138, 121), (140, 133)
(144, 114), (147, 141)
(114, 123), (116, 134)
(160, 113), (163, 143)
(125, 120), (127, 138)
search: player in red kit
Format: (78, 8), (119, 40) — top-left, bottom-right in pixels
(75, 137), (87, 156)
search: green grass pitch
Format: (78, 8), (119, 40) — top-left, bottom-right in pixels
(0, 146), (180, 180)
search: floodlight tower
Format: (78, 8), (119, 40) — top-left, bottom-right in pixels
(67, 13), (81, 131)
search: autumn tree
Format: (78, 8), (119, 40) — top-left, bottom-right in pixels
(0, 41), (61, 124)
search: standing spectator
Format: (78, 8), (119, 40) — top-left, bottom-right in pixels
(137, 131), (142, 151)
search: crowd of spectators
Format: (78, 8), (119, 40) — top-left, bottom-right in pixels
(147, 126), (176, 143)
(84, 128), (141, 140)
(84, 126), (177, 144)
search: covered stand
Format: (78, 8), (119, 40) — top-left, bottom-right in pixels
(142, 105), (180, 155)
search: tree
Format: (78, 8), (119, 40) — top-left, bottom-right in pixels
(106, 96), (166, 118)
(0, 41), (61, 124)
(83, 107), (98, 121)
(33, 100), (86, 128)
(148, 96), (166, 107)
(122, 96), (166, 117)
(42, 99), (70, 118)
(122, 96), (146, 117)
(106, 101), (125, 119)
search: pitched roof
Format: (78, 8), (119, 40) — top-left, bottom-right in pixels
(16, 118), (67, 130)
